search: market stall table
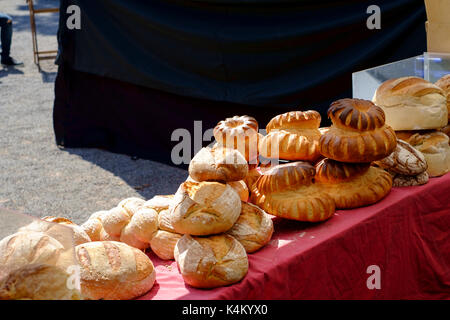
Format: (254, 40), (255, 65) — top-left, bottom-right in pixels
(139, 173), (450, 300)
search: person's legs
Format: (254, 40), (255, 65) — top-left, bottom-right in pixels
(0, 13), (13, 61)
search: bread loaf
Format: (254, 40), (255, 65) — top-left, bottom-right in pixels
(251, 162), (335, 222)
(373, 77), (448, 130)
(390, 171), (429, 187)
(75, 241), (156, 300)
(319, 99), (397, 163)
(227, 180), (249, 202)
(143, 195), (174, 213)
(168, 181), (242, 235)
(435, 74), (450, 122)
(226, 202), (273, 253)
(150, 230), (182, 260)
(174, 234), (248, 289)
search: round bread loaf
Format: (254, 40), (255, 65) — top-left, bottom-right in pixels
(250, 162), (335, 222)
(75, 241), (156, 300)
(19, 216), (91, 246)
(0, 231), (64, 268)
(189, 147), (248, 182)
(168, 181), (242, 235)
(373, 77), (448, 130)
(213, 115), (259, 162)
(259, 110), (322, 161)
(390, 171), (429, 187)
(374, 139), (427, 175)
(150, 230), (182, 260)
(0, 264), (82, 300)
(319, 99), (397, 163)
(315, 159), (393, 209)
(435, 74), (450, 122)
(227, 180), (249, 202)
(226, 202), (273, 253)
(174, 234), (248, 289)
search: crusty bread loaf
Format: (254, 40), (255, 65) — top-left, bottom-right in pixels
(119, 207), (158, 250)
(315, 159), (392, 209)
(213, 115), (259, 162)
(374, 139), (428, 175)
(373, 77), (448, 130)
(19, 216), (91, 246)
(75, 241), (156, 300)
(81, 212), (107, 241)
(0, 264), (82, 300)
(118, 197), (146, 216)
(150, 230), (182, 260)
(226, 202), (273, 253)
(435, 74), (450, 122)
(259, 111), (322, 161)
(143, 195), (174, 213)
(174, 234), (248, 289)
(244, 167), (262, 192)
(189, 147), (248, 182)
(227, 180), (249, 202)
(250, 162), (335, 222)
(0, 231), (64, 268)
(319, 99), (397, 163)
(168, 181), (242, 235)
(390, 171), (429, 187)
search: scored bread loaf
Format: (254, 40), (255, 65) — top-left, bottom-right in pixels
(259, 110), (322, 161)
(251, 161), (335, 222)
(0, 264), (82, 300)
(319, 98), (397, 163)
(189, 147), (248, 182)
(174, 234), (248, 289)
(315, 159), (393, 209)
(149, 230), (182, 260)
(390, 171), (429, 187)
(168, 181), (242, 235)
(75, 241), (156, 300)
(226, 202), (273, 253)
(19, 216), (91, 246)
(373, 77), (448, 130)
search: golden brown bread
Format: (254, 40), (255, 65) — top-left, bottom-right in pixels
(174, 234), (248, 289)
(189, 147), (248, 182)
(168, 181), (242, 235)
(213, 115), (259, 162)
(119, 207), (159, 250)
(250, 162), (335, 222)
(315, 159), (392, 209)
(143, 195), (174, 213)
(226, 202), (273, 253)
(243, 167), (262, 192)
(0, 264), (82, 300)
(373, 77), (448, 130)
(435, 74), (450, 122)
(149, 230), (182, 260)
(227, 180), (249, 202)
(75, 241), (156, 300)
(259, 111), (322, 161)
(319, 99), (397, 163)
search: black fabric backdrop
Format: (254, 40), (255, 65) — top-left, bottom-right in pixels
(54, 0), (427, 166)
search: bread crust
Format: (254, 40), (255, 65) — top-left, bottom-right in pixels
(75, 241), (156, 300)
(315, 159), (392, 209)
(227, 180), (249, 202)
(390, 171), (429, 187)
(226, 202), (273, 253)
(150, 230), (182, 260)
(319, 99), (397, 163)
(435, 74), (450, 121)
(174, 234), (248, 289)
(250, 162), (335, 222)
(189, 147), (248, 182)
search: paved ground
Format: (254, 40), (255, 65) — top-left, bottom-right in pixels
(0, 0), (187, 225)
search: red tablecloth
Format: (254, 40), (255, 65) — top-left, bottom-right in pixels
(139, 174), (450, 300)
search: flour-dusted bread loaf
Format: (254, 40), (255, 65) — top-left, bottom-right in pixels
(19, 216), (91, 246)
(117, 197), (146, 216)
(374, 139), (428, 175)
(390, 171), (429, 187)
(119, 207), (158, 250)
(397, 131), (450, 177)
(319, 99), (397, 163)
(149, 230), (182, 260)
(0, 264), (82, 300)
(75, 241), (156, 300)
(435, 74), (450, 122)
(227, 180), (249, 202)
(226, 202), (273, 253)
(143, 195), (174, 213)
(213, 115), (259, 163)
(251, 161), (335, 222)
(315, 159), (392, 209)
(189, 147), (248, 182)
(0, 231), (65, 268)
(259, 110), (322, 161)
(373, 77), (448, 130)
(168, 181), (242, 235)
(174, 234), (248, 289)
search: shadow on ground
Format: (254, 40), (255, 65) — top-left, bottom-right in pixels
(62, 148), (188, 200)
(0, 66), (25, 78)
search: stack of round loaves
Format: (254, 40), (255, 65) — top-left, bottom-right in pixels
(373, 76), (450, 177)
